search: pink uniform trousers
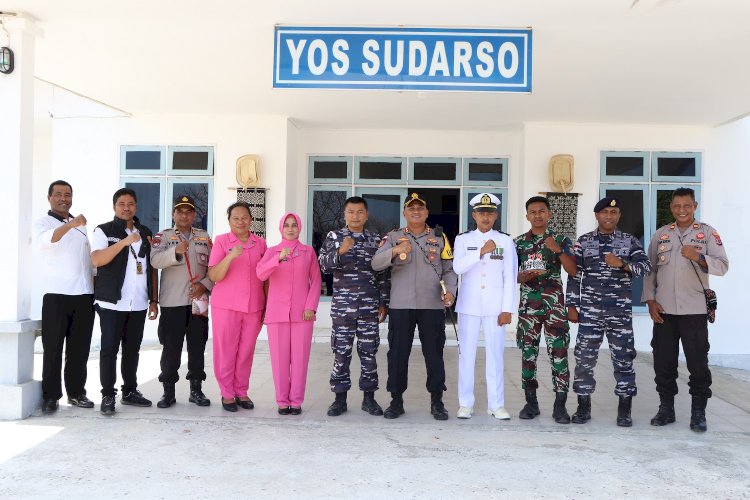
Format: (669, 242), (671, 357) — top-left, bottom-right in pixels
(211, 307), (262, 399)
(267, 321), (314, 407)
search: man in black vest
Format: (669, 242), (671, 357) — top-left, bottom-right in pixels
(91, 188), (159, 415)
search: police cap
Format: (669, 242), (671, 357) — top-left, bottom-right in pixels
(404, 192), (427, 208)
(173, 195), (196, 210)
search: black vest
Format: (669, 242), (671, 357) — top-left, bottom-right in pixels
(94, 216), (154, 304)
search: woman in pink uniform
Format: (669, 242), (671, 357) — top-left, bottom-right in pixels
(256, 213), (321, 415)
(208, 202), (267, 412)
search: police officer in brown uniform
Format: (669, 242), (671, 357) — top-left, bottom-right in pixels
(642, 187), (729, 432)
(151, 196), (214, 408)
(372, 192), (458, 420)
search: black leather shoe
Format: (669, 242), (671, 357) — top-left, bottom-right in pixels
(188, 380), (210, 407)
(690, 396), (708, 432)
(650, 394), (676, 427)
(42, 399), (58, 415)
(571, 395), (591, 424)
(361, 391), (383, 416)
(121, 389), (152, 407)
(157, 383), (176, 409)
(278, 406), (292, 415)
(236, 397), (255, 410)
(518, 389), (540, 420)
(430, 400), (449, 421)
(100, 395), (116, 416)
(552, 392), (571, 424)
(384, 393), (405, 419)
(222, 398), (238, 412)
(327, 394), (348, 417)
(290, 407), (302, 415)
(67, 395), (94, 408)
(616, 396), (633, 427)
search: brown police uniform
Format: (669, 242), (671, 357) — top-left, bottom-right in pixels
(151, 224), (214, 388)
(642, 221), (729, 400)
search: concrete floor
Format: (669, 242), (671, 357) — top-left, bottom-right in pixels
(1, 333), (750, 499)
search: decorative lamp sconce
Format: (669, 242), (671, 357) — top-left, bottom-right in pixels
(0, 46), (12, 74)
(549, 154), (574, 193)
(236, 154), (261, 189)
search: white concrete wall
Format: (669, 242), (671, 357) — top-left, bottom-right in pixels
(30, 115), (747, 367)
(705, 117), (750, 368)
(32, 113), (291, 346)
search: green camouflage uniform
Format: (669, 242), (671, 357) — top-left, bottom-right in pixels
(514, 230), (572, 392)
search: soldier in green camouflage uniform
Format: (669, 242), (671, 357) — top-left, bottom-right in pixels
(514, 196), (577, 424)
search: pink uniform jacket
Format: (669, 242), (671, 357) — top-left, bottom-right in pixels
(256, 219), (321, 323)
(208, 231), (267, 313)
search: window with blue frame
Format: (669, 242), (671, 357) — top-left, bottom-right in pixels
(600, 150), (702, 309)
(309, 154), (510, 300)
(120, 145), (214, 234)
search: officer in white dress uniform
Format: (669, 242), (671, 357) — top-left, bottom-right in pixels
(453, 193), (518, 419)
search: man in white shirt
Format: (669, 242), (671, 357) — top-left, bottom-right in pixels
(452, 193), (517, 420)
(91, 188), (159, 415)
(34, 180), (95, 414)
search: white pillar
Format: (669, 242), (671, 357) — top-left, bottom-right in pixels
(0, 14), (43, 419)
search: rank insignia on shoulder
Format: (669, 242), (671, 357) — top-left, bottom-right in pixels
(693, 223), (700, 229)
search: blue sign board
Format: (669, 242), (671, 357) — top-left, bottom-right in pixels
(273, 26), (532, 92)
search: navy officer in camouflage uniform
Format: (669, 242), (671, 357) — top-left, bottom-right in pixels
(319, 196), (389, 417)
(566, 197), (652, 427)
(372, 192), (458, 420)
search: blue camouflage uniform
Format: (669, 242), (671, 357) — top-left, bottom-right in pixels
(566, 228), (652, 397)
(319, 227), (389, 393)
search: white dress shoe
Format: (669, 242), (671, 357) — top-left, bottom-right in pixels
(457, 406), (473, 419)
(488, 407), (511, 420)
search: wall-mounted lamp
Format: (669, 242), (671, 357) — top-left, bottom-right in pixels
(0, 46), (14, 74)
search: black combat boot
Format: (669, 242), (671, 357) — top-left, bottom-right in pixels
(552, 392), (571, 424)
(430, 391), (449, 421)
(384, 392), (405, 419)
(690, 395), (708, 432)
(157, 383), (176, 408)
(616, 395), (633, 427)
(188, 380), (211, 407)
(518, 389), (540, 419)
(650, 394), (675, 426)
(361, 391), (383, 416)
(327, 392), (348, 416)
(571, 395), (591, 424)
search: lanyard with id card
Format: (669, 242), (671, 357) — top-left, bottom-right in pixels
(129, 244), (144, 274)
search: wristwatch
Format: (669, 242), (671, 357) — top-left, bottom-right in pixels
(699, 254), (706, 262)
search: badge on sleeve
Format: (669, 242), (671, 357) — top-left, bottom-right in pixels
(152, 234), (162, 248)
(712, 231), (723, 246)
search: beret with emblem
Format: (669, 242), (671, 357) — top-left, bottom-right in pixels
(593, 197), (620, 213)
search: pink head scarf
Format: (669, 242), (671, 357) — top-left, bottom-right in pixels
(278, 212), (302, 249)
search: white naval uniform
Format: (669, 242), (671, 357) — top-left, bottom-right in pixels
(453, 228), (518, 409)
